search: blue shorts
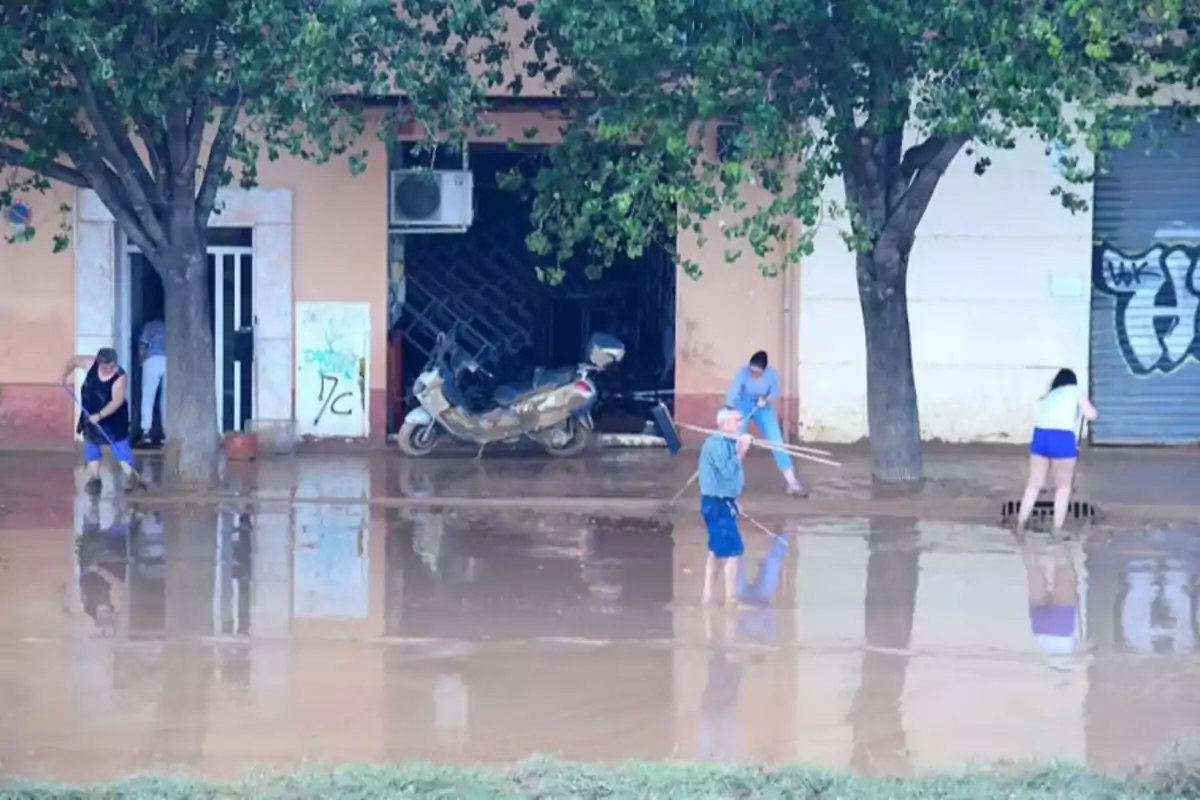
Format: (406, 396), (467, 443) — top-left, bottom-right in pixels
(701, 496), (744, 559)
(1030, 427), (1077, 460)
(83, 438), (133, 466)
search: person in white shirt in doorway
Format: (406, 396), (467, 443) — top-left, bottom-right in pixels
(136, 318), (166, 448)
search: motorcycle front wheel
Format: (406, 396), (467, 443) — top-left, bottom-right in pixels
(542, 418), (591, 457)
(397, 420), (442, 457)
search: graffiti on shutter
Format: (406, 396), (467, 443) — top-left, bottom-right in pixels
(1093, 224), (1200, 378)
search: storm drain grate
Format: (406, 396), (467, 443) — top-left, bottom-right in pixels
(1000, 498), (1098, 522)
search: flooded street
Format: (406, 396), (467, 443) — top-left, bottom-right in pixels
(2, 454), (1200, 782)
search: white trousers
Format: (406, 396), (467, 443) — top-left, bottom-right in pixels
(141, 354), (166, 436)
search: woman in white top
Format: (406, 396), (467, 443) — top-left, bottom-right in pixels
(1015, 369), (1098, 533)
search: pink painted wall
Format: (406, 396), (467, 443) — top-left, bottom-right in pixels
(254, 113), (390, 435)
(0, 110), (797, 443)
(672, 127), (794, 433)
(0, 183), (77, 441)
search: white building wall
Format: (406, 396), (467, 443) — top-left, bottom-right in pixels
(797, 136), (1095, 442)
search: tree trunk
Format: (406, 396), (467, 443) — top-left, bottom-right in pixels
(857, 247), (923, 486)
(159, 236), (219, 487)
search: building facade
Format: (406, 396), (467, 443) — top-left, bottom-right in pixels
(2, 109), (1197, 446)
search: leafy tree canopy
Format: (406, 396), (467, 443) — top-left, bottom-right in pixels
(515, 0), (1171, 276)
(0, 0), (509, 260)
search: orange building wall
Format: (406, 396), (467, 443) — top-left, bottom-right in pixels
(0, 183), (78, 443)
(0, 110), (796, 444)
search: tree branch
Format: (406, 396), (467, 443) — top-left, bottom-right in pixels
(70, 150), (160, 259)
(195, 95), (243, 224)
(135, 119), (171, 193)
(898, 137), (947, 187)
(180, 35), (220, 187)
(166, 103), (191, 179)
(0, 144), (92, 188)
(879, 133), (969, 249)
(70, 62), (167, 246)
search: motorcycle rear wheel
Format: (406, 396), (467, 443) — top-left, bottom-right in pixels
(397, 420), (441, 457)
(542, 419), (591, 457)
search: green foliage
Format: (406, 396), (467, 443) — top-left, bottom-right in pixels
(511, 0), (1175, 279)
(0, 0), (511, 264)
(4, 757), (1199, 799)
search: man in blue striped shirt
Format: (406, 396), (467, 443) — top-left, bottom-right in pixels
(699, 406), (753, 604)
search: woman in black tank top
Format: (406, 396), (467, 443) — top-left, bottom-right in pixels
(64, 347), (138, 494)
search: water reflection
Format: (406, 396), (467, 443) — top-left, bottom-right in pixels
(76, 499), (132, 636)
(1084, 526), (1200, 768)
(694, 533), (791, 761)
(387, 508), (674, 640)
(848, 517), (919, 777)
(71, 498), (676, 644)
(9, 498), (1200, 780)
(1022, 539), (1082, 671)
(74, 498), (251, 640)
(735, 534), (789, 641)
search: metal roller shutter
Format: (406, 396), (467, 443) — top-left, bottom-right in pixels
(1090, 110), (1200, 444)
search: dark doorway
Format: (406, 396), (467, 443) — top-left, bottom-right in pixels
(126, 228), (255, 438)
(390, 145), (676, 435)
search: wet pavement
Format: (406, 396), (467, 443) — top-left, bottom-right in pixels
(3, 471), (1200, 782)
(2, 444), (1199, 524)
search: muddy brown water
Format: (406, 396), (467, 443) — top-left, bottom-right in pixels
(3, 476), (1200, 784)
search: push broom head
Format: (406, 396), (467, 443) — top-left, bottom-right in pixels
(652, 402), (684, 455)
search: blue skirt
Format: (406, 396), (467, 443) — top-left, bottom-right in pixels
(701, 496), (744, 558)
(1030, 427), (1078, 460)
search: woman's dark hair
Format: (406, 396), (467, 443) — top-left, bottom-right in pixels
(1049, 368), (1077, 391)
(749, 351), (769, 369)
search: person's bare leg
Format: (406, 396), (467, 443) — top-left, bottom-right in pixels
(1016, 455), (1050, 530)
(723, 556), (741, 605)
(1049, 542), (1078, 606)
(703, 554), (719, 604)
(1022, 539), (1047, 606)
(1050, 458), (1077, 534)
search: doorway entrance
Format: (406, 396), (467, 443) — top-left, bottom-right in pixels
(123, 228), (255, 435)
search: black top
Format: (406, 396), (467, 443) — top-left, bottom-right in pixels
(79, 363), (130, 442)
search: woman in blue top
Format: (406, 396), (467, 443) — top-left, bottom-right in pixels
(726, 350), (806, 496)
(1015, 368), (1098, 533)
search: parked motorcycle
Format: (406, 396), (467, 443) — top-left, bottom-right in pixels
(398, 328), (625, 457)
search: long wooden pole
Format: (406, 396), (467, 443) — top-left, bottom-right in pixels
(676, 422), (841, 468)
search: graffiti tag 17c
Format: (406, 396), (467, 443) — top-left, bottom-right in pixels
(315, 373), (353, 425)
(301, 347), (364, 426)
(1093, 243), (1200, 376)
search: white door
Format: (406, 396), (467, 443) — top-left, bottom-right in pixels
(295, 301), (371, 438)
(124, 243), (254, 434)
(210, 247), (254, 432)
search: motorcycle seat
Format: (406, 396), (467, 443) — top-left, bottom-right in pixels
(533, 365), (577, 387)
(492, 366), (578, 407)
(492, 380), (540, 407)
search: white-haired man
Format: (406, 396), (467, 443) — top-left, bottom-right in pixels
(699, 406), (753, 604)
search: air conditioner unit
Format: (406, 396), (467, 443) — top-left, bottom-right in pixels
(389, 169), (474, 232)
